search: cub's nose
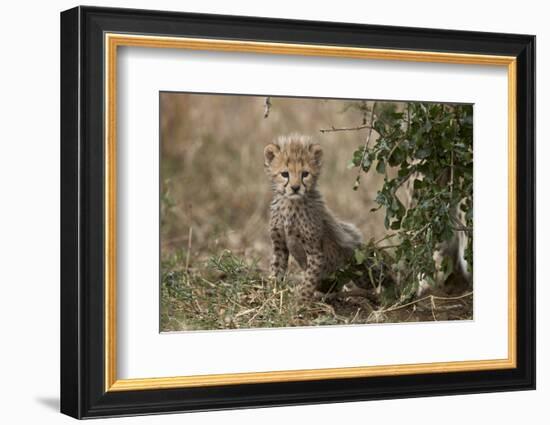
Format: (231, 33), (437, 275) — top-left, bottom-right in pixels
(291, 185), (300, 193)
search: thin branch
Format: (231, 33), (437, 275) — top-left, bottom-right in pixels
(375, 244), (402, 250)
(361, 100), (368, 125)
(263, 97), (272, 119)
(247, 290), (284, 324)
(451, 225), (473, 233)
(354, 101), (377, 188)
(380, 291), (473, 314)
(393, 166), (419, 193)
(234, 307), (257, 318)
(408, 222), (432, 241)
(432, 291), (474, 302)
(184, 227), (193, 284)
(431, 296), (442, 321)
(373, 232), (400, 246)
(319, 124), (375, 133)
(450, 148), (454, 196)
(350, 307), (362, 324)
(450, 214), (473, 233)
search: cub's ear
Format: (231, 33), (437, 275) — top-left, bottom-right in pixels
(264, 143), (280, 166)
(309, 144), (323, 167)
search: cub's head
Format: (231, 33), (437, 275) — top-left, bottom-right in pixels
(264, 134), (323, 199)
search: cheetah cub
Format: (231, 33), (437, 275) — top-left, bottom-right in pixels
(264, 134), (364, 300)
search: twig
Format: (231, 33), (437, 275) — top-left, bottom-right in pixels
(432, 291), (473, 302)
(450, 214), (473, 233)
(247, 291), (282, 324)
(407, 222), (432, 242)
(194, 299), (203, 314)
(379, 291), (473, 314)
(450, 148), (454, 196)
(375, 244), (402, 250)
(354, 101), (377, 189)
(319, 124), (375, 133)
(373, 232), (400, 246)
(263, 97), (272, 119)
(234, 307), (257, 318)
(350, 308), (362, 324)
(404, 306), (416, 322)
(430, 296), (438, 321)
(185, 227), (193, 284)
(199, 277), (216, 288)
(313, 302), (347, 322)
(361, 100), (368, 125)
(393, 166), (418, 193)
(451, 225), (473, 233)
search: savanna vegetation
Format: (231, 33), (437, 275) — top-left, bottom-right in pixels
(160, 94), (473, 332)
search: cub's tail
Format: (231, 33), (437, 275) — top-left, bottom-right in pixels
(338, 221), (364, 249)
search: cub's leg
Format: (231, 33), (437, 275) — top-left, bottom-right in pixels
(299, 239), (324, 300)
(269, 226), (289, 280)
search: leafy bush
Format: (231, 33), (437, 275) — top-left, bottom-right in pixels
(346, 102), (473, 301)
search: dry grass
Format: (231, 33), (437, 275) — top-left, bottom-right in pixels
(160, 249), (472, 332)
(160, 250), (360, 331)
(160, 93), (473, 331)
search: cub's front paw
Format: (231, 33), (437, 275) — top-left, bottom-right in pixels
(295, 283), (319, 302)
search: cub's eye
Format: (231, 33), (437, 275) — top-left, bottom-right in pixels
(302, 171), (310, 178)
(280, 171), (289, 178)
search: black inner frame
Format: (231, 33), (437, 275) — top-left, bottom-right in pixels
(60, 6), (535, 419)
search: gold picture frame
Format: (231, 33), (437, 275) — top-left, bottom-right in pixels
(61, 6), (535, 419)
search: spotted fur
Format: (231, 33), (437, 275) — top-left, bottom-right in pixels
(264, 134), (363, 300)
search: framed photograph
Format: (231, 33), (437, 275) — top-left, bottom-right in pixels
(60, 6), (535, 419)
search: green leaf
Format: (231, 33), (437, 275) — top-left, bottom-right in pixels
(376, 160), (386, 174)
(416, 147), (431, 159)
(413, 179), (424, 190)
(351, 148), (364, 166)
(354, 249), (366, 265)
(424, 120), (432, 132)
(389, 146), (405, 166)
(425, 275), (436, 287)
(374, 120), (385, 134)
(362, 156), (372, 172)
(390, 219), (401, 230)
(398, 167), (412, 178)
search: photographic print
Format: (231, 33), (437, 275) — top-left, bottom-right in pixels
(160, 93), (474, 331)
